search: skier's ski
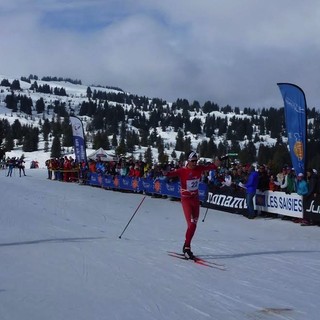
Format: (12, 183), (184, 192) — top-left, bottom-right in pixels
(168, 251), (225, 267)
(167, 251), (226, 270)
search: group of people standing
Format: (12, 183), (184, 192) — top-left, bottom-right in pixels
(4, 156), (26, 177)
(45, 156), (78, 181)
(259, 165), (319, 197)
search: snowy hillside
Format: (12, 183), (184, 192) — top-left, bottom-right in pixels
(0, 169), (319, 320)
(0, 74), (281, 168)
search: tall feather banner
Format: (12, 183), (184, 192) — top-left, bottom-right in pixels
(277, 83), (307, 175)
(70, 116), (87, 164)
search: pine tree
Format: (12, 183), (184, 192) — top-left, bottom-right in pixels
(5, 132), (14, 151)
(139, 129), (149, 147)
(116, 138), (126, 156)
(11, 119), (23, 140)
(44, 141), (49, 152)
(175, 129), (184, 151)
(158, 150), (168, 164)
(111, 133), (118, 148)
(144, 146), (153, 165)
(51, 136), (61, 158)
(62, 121), (73, 147)
(87, 87), (92, 99)
(238, 141), (256, 164)
(35, 97), (45, 113)
(42, 119), (51, 141)
(183, 137), (192, 153)
(10, 79), (21, 91)
(5, 93), (18, 111)
(190, 118), (202, 134)
(207, 138), (217, 158)
(0, 79), (10, 87)
(19, 95), (33, 115)
(22, 127), (39, 152)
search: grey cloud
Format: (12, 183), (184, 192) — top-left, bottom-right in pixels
(1, 0), (320, 108)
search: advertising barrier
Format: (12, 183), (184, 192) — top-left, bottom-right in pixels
(203, 186), (247, 214)
(255, 191), (303, 218)
(89, 174), (304, 219)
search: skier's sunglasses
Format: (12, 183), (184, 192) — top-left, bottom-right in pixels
(189, 159), (198, 162)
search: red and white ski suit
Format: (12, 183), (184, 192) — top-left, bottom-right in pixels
(166, 164), (218, 248)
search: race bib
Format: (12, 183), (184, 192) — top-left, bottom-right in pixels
(186, 179), (200, 191)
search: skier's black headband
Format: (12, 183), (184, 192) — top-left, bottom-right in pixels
(188, 151), (198, 161)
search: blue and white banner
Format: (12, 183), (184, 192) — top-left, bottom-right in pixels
(70, 116), (87, 163)
(255, 190), (303, 218)
(88, 174), (304, 218)
(277, 83), (307, 175)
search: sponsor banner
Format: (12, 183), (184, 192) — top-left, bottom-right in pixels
(199, 183), (207, 202)
(88, 175), (303, 219)
(277, 83), (307, 175)
(89, 174), (189, 198)
(70, 116), (87, 164)
(255, 191), (303, 218)
(141, 178), (155, 194)
(303, 195), (320, 223)
(89, 173), (100, 186)
(102, 175), (115, 188)
(162, 180), (181, 198)
(119, 176), (134, 191)
(203, 186), (247, 214)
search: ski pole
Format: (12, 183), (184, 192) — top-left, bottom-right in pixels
(119, 195), (147, 239)
(202, 207), (209, 222)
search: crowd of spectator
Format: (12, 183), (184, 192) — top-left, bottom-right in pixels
(45, 156), (79, 181)
(45, 156), (319, 226)
(45, 156), (319, 197)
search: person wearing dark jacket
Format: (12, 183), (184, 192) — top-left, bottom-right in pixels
(243, 165), (259, 219)
(17, 158), (26, 177)
(297, 169), (319, 225)
(257, 165), (269, 192)
(306, 168), (318, 198)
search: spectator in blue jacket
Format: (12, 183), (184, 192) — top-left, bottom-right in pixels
(296, 173), (308, 196)
(244, 165), (259, 219)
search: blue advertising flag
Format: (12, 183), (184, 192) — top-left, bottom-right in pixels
(70, 116), (87, 163)
(277, 83), (307, 175)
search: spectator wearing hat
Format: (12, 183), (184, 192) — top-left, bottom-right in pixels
(280, 167), (296, 194)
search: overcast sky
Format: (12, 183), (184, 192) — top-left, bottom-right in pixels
(1, 0), (320, 108)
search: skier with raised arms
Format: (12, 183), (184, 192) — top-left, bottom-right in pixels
(164, 151), (223, 259)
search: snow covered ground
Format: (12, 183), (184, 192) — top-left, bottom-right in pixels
(0, 168), (320, 320)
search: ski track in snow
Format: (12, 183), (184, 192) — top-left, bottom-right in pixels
(0, 169), (320, 320)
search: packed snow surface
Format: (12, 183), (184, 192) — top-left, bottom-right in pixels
(0, 169), (320, 320)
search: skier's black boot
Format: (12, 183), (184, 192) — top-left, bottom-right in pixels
(183, 244), (194, 260)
